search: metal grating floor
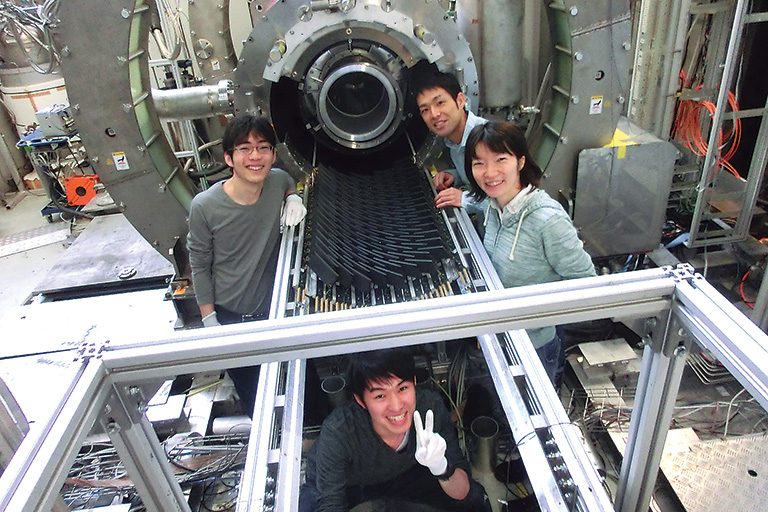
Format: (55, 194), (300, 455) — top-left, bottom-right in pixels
(0, 223), (69, 258)
(659, 433), (768, 512)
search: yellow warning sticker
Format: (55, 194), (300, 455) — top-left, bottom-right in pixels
(113, 152), (130, 171)
(589, 96), (604, 115)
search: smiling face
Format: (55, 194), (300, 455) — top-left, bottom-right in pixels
(354, 375), (416, 448)
(416, 87), (468, 144)
(223, 131), (276, 188)
(471, 141), (526, 209)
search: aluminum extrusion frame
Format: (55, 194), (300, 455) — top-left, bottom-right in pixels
(4, 266), (767, 512)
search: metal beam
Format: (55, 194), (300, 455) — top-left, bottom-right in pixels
(4, 266), (768, 512)
(480, 332), (570, 511)
(614, 310), (689, 512)
(674, 275), (768, 411)
(236, 362), (282, 511)
(100, 269), (675, 382)
(275, 359), (306, 512)
(0, 361), (107, 512)
(102, 410), (191, 512)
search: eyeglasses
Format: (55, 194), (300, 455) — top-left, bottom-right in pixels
(233, 144), (274, 156)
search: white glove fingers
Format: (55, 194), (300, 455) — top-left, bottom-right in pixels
(413, 410), (424, 446)
(281, 196), (307, 228)
(425, 409), (434, 435)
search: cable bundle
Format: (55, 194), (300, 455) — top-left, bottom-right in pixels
(0, 0), (62, 74)
(673, 70), (742, 178)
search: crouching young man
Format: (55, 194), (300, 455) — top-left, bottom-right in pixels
(299, 348), (491, 511)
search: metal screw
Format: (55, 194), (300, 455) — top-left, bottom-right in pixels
(569, 6), (578, 15)
(414, 25), (434, 45)
(105, 420), (120, 434)
(122, 104), (132, 113)
(298, 5), (312, 21)
(574, 52), (583, 61)
(622, 41), (631, 50)
(121, 8), (130, 18)
(118, 267), (137, 280)
(269, 39), (287, 62)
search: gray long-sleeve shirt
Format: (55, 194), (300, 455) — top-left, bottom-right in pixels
(187, 169), (294, 315)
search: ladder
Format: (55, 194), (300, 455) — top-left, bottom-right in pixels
(687, 0), (768, 247)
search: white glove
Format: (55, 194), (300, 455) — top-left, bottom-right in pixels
(460, 190), (472, 209)
(414, 409), (448, 476)
(281, 194), (306, 227)
(202, 311), (221, 327)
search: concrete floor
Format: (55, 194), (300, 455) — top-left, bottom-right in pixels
(0, 191), (71, 312)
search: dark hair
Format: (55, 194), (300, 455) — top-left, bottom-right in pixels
(347, 348), (416, 398)
(411, 69), (463, 103)
(222, 115), (277, 155)
(465, 121), (543, 202)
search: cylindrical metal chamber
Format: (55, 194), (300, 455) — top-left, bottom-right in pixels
(152, 80), (234, 120)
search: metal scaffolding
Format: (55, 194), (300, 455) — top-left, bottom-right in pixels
(1, 265), (766, 512)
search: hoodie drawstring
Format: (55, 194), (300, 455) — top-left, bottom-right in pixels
(508, 207), (529, 261)
(483, 201), (492, 227)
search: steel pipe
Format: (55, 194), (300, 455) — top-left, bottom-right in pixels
(151, 79), (234, 120)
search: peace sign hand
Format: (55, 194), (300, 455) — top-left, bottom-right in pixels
(413, 410), (448, 476)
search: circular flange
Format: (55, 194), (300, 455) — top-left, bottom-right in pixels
(317, 62), (399, 146)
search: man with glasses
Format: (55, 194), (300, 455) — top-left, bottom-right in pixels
(187, 115), (305, 416)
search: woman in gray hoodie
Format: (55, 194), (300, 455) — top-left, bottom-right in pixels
(464, 121), (596, 382)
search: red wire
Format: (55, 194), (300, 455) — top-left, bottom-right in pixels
(672, 75), (742, 179)
(740, 269), (755, 309)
